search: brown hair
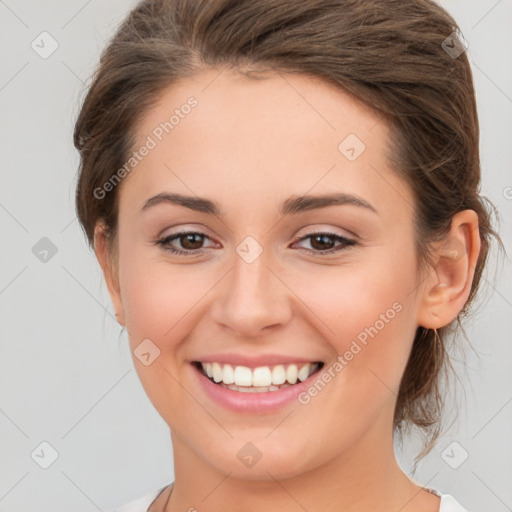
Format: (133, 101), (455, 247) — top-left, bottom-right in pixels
(73, 0), (501, 463)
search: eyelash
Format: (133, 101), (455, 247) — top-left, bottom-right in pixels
(155, 230), (357, 256)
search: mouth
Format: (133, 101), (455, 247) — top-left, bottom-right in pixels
(192, 360), (325, 393)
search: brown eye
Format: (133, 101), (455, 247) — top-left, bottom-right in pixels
(179, 233), (205, 250)
(309, 234), (336, 251)
(156, 231), (213, 255)
(293, 232), (356, 255)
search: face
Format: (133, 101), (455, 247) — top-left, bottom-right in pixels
(102, 69), (428, 480)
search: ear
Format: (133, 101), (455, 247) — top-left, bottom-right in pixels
(417, 209), (481, 329)
(93, 221), (125, 327)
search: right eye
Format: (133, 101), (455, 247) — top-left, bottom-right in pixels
(156, 231), (215, 255)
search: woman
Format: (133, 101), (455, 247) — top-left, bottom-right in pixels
(73, 0), (500, 510)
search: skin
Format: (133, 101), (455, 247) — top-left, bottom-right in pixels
(94, 68), (481, 512)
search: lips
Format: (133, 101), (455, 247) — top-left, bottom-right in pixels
(191, 360), (325, 413)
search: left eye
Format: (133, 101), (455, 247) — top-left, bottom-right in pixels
(156, 231), (356, 256)
(293, 232), (357, 255)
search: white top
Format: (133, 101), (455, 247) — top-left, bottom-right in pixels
(110, 484), (469, 512)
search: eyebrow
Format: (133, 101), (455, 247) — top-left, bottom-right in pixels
(141, 192), (378, 216)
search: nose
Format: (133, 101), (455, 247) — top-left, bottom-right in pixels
(209, 244), (293, 338)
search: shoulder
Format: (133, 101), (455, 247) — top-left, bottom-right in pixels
(110, 484), (469, 512)
(109, 484), (170, 512)
(439, 493), (470, 512)
(427, 487), (469, 512)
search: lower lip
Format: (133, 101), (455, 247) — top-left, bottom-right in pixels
(192, 363), (322, 413)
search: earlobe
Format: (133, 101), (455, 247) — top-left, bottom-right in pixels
(417, 210), (481, 329)
(93, 222), (126, 326)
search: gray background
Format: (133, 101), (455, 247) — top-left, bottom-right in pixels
(0, 1), (511, 510)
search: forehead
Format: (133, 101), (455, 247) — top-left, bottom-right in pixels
(121, 68), (413, 223)
(135, 68), (384, 150)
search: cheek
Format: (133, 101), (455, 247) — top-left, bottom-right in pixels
(286, 251), (419, 406)
(117, 251), (204, 410)
(121, 261), (195, 341)
(117, 240), (221, 357)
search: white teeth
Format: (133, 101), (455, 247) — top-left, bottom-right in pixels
(219, 382), (291, 392)
(200, 361), (320, 389)
(252, 366), (272, 387)
(286, 364), (298, 384)
(212, 362), (223, 383)
(234, 366), (253, 386)
(222, 364), (235, 384)
(271, 365), (287, 385)
(297, 364), (311, 382)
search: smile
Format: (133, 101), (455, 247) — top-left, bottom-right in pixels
(194, 361), (324, 392)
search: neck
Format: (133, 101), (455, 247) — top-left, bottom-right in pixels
(163, 409), (439, 512)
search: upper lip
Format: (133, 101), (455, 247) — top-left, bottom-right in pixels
(192, 354), (324, 368)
